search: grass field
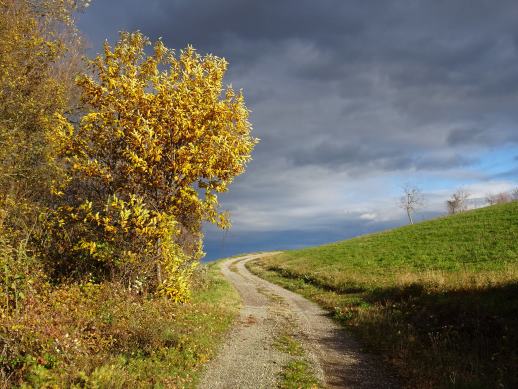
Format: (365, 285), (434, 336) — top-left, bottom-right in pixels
(248, 201), (518, 388)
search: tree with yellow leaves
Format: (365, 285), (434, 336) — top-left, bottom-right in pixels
(0, 0), (88, 312)
(0, 0), (85, 227)
(51, 32), (257, 299)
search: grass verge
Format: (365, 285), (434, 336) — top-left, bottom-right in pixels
(279, 359), (319, 389)
(1, 261), (240, 388)
(273, 333), (304, 357)
(273, 331), (319, 389)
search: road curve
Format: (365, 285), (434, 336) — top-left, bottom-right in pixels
(198, 254), (398, 389)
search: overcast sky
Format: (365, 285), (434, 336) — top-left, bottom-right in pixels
(78, 0), (518, 260)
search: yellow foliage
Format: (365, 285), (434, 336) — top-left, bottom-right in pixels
(0, 0), (85, 247)
(50, 32), (257, 298)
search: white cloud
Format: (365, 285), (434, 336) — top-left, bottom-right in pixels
(359, 212), (378, 221)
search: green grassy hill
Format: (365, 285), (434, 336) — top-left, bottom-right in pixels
(249, 201), (518, 388)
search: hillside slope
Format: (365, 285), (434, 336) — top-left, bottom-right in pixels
(249, 202), (518, 388)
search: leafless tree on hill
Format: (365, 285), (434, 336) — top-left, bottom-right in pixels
(400, 184), (424, 225)
(486, 192), (512, 205)
(446, 188), (470, 214)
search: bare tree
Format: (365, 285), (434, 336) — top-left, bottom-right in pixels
(486, 192), (512, 205)
(400, 185), (424, 224)
(446, 188), (470, 214)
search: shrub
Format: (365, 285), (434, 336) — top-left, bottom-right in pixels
(47, 32), (256, 298)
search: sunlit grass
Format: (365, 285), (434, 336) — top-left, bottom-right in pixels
(249, 202), (518, 388)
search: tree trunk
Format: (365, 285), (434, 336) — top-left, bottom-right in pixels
(156, 262), (162, 284)
(156, 238), (162, 285)
(407, 208), (414, 224)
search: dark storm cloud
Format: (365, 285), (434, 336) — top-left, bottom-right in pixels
(78, 1), (518, 257)
(80, 0), (363, 58)
(125, 0), (364, 51)
(78, 0), (518, 170)
(79, 0), (518, 116)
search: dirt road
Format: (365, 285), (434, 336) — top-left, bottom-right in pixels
(199, 254), (398, 389)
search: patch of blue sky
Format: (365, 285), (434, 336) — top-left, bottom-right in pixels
(390, 172), (466, 194)
(470, 145), (518, 181)
(388, 145), (518, 193)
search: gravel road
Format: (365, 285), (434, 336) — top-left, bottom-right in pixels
(198, 254), (398, 389)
